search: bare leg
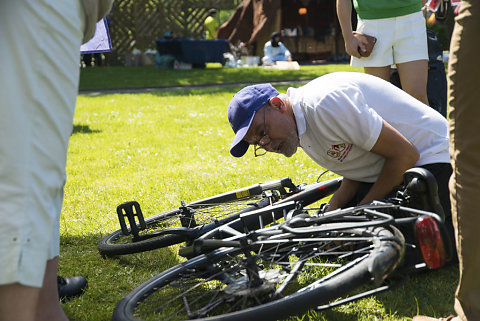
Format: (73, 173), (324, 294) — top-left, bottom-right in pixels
(396, 59), (429, 105)
(0, 257), (69, 321)
(35, 257), (69, 321)
(0, 283), (40, 321)
(364, 65), (391, 82)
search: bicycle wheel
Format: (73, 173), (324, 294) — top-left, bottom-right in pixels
(98, 195), (273, 257)
(112, 223), (404, 321)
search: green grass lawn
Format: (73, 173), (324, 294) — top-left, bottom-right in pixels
(79, 64), (362, 91)
(61, 65), (458, 320)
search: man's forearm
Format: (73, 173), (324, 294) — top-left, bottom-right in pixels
(359, 157), (415, 205)
(327, 178), (360, 210)
(362, 120), (420, 205)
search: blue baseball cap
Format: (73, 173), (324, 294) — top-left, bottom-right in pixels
(227, 84), (279, 157)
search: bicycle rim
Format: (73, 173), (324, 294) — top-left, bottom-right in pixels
(98, 194), (270, 256)
(112, 224), (403, 321)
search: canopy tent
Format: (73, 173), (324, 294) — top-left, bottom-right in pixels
(217, 0), (345, 61)
(217, 0), (281, 46)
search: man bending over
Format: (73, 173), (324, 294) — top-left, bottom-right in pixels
(227, 72), (451, 216)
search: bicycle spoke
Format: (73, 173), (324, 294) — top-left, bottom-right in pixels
(136, 270), (226, 320)
(191, 200), (262, 224)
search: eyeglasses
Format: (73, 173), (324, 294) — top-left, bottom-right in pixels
(253, 106), (270, 157)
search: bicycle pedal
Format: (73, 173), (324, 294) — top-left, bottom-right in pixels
(116, 201), (147, 237)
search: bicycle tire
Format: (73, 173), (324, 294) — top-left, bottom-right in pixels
(112, 223), (404, 321)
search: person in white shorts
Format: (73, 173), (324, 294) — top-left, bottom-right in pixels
(0, 0), (112, 320)
(336, 0), (429, 106)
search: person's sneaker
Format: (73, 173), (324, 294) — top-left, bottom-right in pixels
(57, 275), (88, 302)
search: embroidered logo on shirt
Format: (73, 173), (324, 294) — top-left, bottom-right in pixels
(327, 143), (352, 162)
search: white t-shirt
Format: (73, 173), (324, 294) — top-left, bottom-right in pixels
(288, 72), (450, 183)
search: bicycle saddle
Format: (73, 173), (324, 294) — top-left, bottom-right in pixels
(402, 167), (445, 222)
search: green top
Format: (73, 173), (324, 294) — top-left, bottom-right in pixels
(204, 16), (218, 39)
(353, 0), (422, 19)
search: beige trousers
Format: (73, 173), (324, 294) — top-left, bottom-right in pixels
(448, 1), (480, 320)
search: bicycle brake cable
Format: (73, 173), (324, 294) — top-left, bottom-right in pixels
(316, 170), (330, 183)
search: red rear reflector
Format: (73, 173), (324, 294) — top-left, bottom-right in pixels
(416, 216), (446, 269)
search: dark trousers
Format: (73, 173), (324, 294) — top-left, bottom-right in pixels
(345, 163), (452, 218)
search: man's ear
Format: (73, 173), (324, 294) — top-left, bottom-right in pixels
(269, 96), (285, 111)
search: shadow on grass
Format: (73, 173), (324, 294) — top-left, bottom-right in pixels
(317, 264), (458, 321)
(59, 233), (182, 321)
(72, 124), (102, 135)
(59, 233), (183, 276)
(376, 265), (458, 319)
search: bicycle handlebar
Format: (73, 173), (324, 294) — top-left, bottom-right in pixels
(258, 177), (299, 194)
(187, 177), (298, 207)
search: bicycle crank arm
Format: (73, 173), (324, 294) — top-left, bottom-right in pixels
(178, 239), (242, 258)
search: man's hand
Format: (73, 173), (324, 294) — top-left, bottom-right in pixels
(326, 178), (360, 211)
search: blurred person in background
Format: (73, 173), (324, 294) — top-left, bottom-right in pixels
(204, 8), (219, 39)
(262, 32), (292, 66)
